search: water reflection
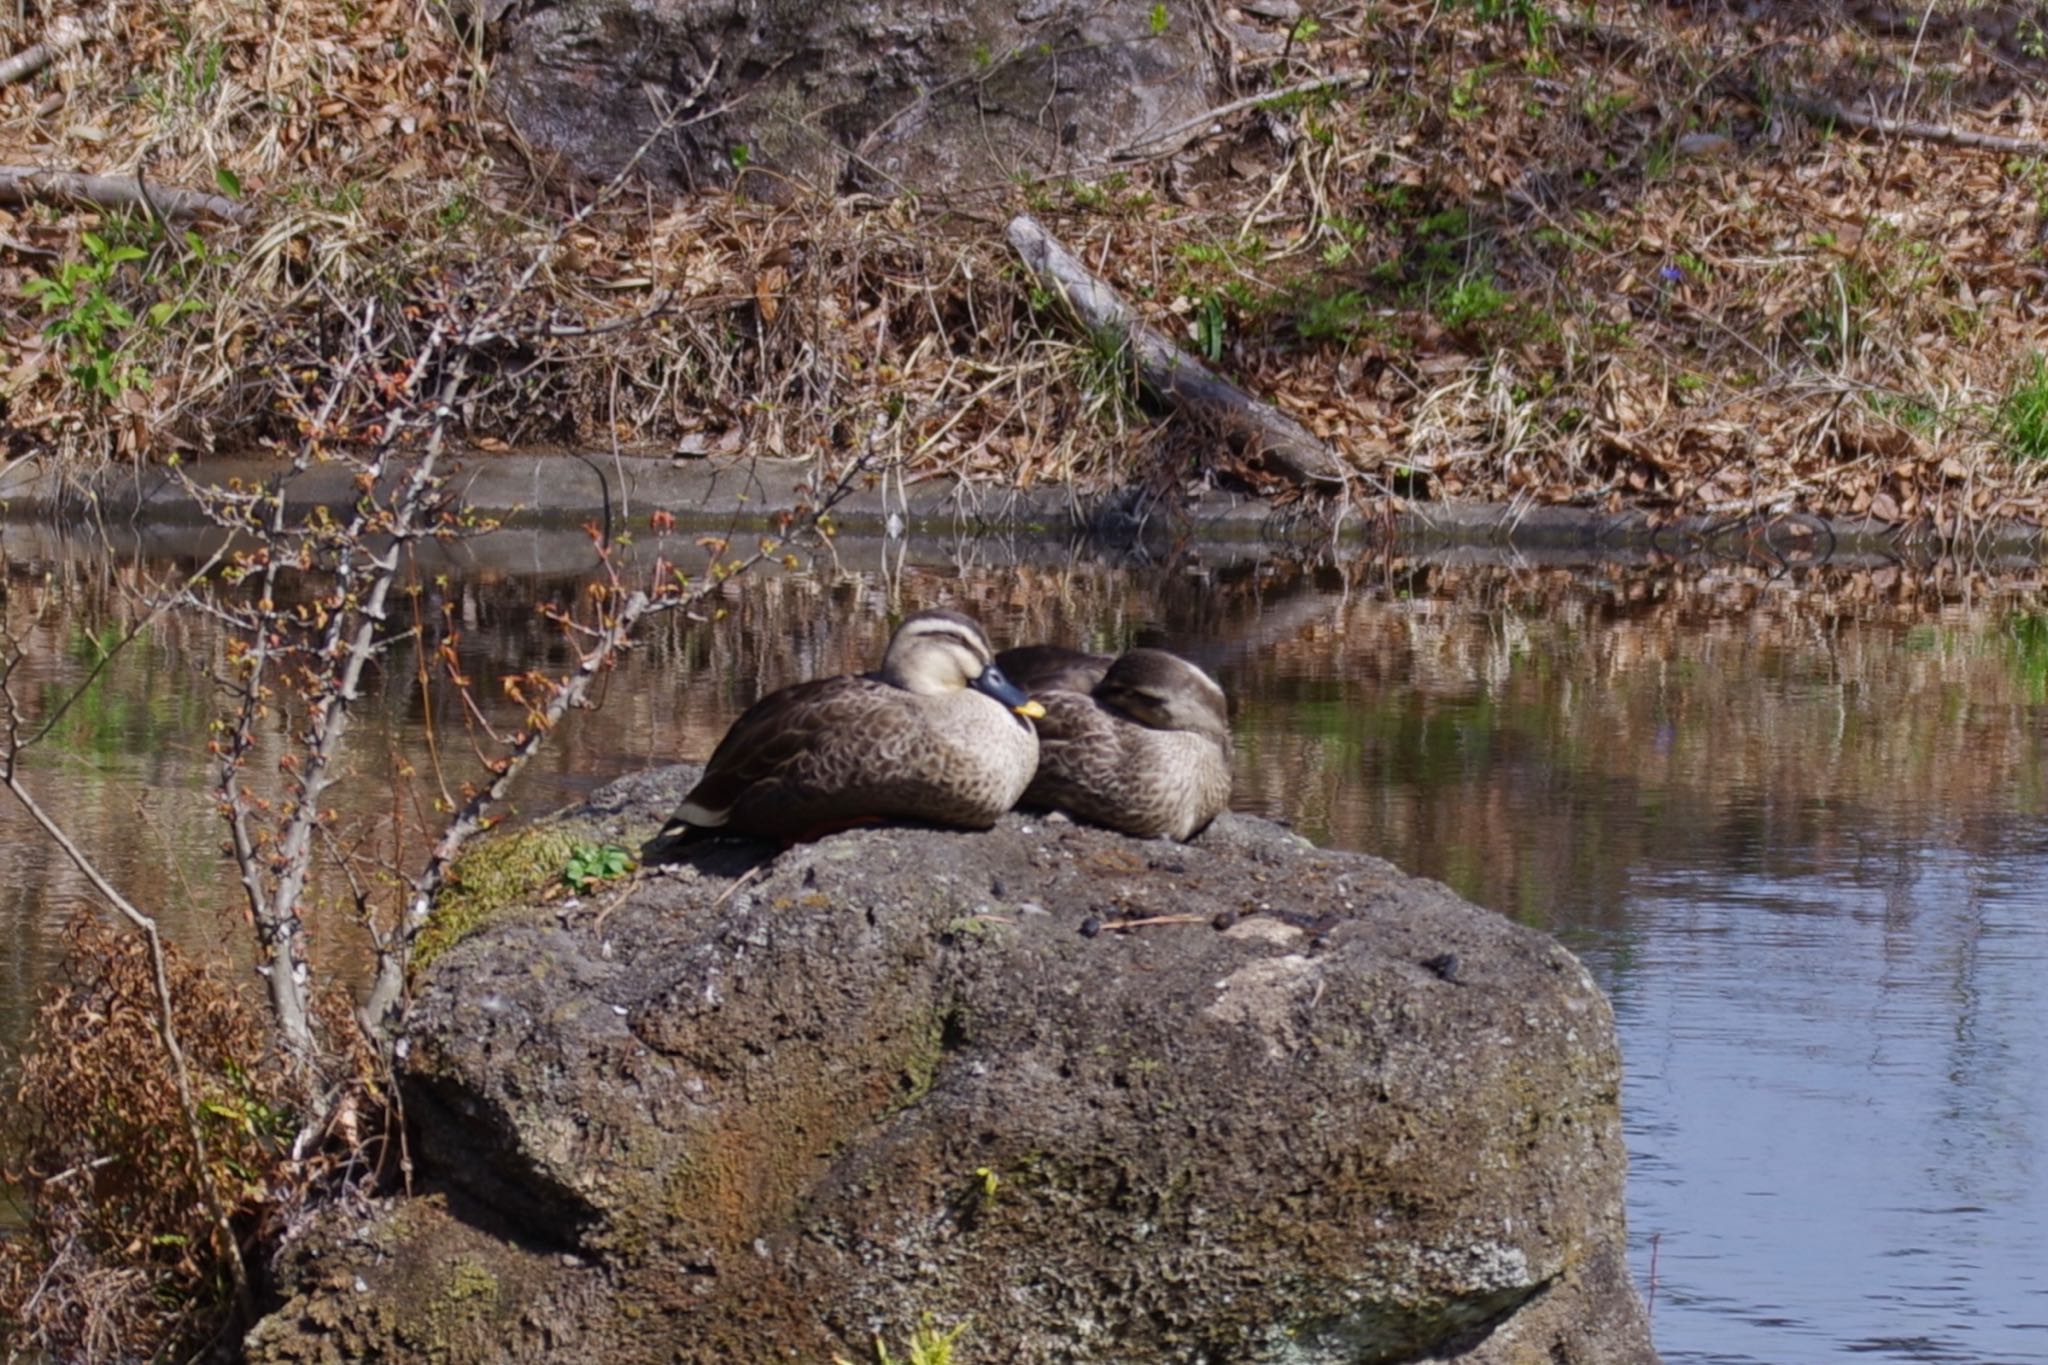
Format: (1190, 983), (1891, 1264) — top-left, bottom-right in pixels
(1604, 850), (2048, 1364)
(3, 520), (2047, 1362)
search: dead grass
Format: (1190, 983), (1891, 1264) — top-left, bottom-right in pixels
(3, 0), (2048, 528)
(0, 914), (377, 1364)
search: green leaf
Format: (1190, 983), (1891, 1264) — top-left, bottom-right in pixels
(148, 297), (202, 327)
(106, 244), (148, 266)
(215, 165), (243, 198)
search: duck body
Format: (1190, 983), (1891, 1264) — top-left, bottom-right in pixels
(998, 646), (1233, 842)
(665, 610), (1042, 842)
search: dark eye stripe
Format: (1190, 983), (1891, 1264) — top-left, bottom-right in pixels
(909, 626), (990, 661)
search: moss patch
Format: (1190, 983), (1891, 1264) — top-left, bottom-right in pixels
(412, 823), (591, 974)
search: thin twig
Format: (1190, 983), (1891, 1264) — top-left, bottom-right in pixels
(1103, 913), (1213, 930)
(1111, 70), (1374, 160)
(38, 1155), (117, 1187)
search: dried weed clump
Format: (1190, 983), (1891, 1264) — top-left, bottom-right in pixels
(0, 0), (1134, 492)
(5, 0), (2048, 530)
(0, 915), (367, 1364)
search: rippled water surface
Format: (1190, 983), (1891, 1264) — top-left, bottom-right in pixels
(3, 520), (2046, 1361)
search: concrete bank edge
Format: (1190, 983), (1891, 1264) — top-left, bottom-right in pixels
(3, 451), (2041, 563)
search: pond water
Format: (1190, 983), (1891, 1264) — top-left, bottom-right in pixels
(2, 518), (2046, 1363)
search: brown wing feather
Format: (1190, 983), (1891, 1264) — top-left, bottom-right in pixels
(1020, 690), (1125, 811)
(674, 675), (893, 821)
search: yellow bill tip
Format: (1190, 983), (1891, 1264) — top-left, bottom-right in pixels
(1016, 699), (1047, 719)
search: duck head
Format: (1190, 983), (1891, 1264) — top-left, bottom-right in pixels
(1093, 649), (1231, 742)
(883, 609), (1046, 718)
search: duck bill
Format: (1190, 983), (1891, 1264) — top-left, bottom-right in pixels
(974, 665), (1045, 719)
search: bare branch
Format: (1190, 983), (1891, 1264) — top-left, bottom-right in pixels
(1110, 70), (1375, 161)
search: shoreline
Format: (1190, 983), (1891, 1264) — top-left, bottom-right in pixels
(3, 450), (2043, 567)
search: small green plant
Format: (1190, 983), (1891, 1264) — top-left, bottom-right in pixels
(849, 1317), (970, 1365)
(1459, 0), (1551, 48)
(1581, 89), (1632, 129)
(1194, 292), (1227, 362)
(1412, 208), (1472, 283)
(1067, 179), (1110, 210)
(1865, 390), (1938, 432)
(1435, 275), (1512, 331)
(137, 37), (225, 117)
(1148, 3), (1169, 34)
(21, 226), (199, 404)
(2000, 352), (2048, 460)
(2021, 16), (2048, 59)
(1173, 236), (1266, 272)
(1073, 324), (1140, 418)
(1316, 213), (1371, 266)
(437, 193), (476, 229)
(1296, 288), (1370, 341)
(1449, 67), (1487, 120)
(562, 842), (634, 891)
(1798, 260), (1874, 367)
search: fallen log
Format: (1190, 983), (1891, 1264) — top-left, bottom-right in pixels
(0, 164), (250, 225)
(1005, 212), (1349, 489)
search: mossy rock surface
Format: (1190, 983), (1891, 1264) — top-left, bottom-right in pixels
(249, 765), (1656, 1364)
(413, 820), (622, 973)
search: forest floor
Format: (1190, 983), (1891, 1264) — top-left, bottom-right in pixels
(4, 0), (2048, 534)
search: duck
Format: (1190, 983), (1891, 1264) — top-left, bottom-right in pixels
(660, 608), (1045, 843)
(996, 644), (1233, 842)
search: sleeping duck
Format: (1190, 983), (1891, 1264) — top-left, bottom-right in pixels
(662, 609), (1044, 843)
(996, 644), (1232, 842)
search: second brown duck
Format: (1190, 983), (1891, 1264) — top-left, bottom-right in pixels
(996, 644), (1233, 842)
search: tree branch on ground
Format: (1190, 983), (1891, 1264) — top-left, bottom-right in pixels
(0, 17), (88, 87)
(1775, 90), (2048, 158)
(0, 164), (249, 225)
(1110, 70), (1377, 161)
(1007, 212), (1351, 489)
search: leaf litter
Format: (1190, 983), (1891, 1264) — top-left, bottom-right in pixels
(0, 0), (2045, 534)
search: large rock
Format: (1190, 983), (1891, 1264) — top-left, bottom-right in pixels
(467, 0), (1234, 196)
(246, 767), (1657, 1363)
